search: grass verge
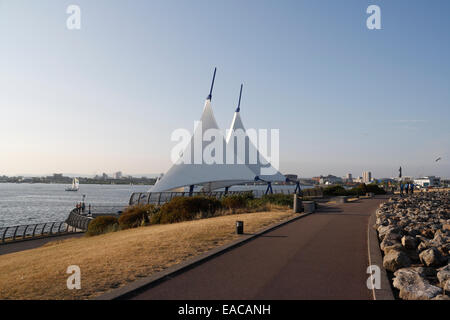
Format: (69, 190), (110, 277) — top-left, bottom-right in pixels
(0, 210), (295, 300)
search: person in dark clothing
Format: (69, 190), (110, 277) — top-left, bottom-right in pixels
(410, 183), (414, 194)
(400, 183), (404, 195)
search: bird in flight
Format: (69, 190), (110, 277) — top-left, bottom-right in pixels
(435, 157), (442, 162)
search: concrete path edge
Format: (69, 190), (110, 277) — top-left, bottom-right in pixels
(367, 206), (395, 300)
(95, 212), (312, 300)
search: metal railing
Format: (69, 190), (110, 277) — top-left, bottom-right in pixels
(65, 209), (93, 231)
(129, 191), (252, 206)
(0, 221), (80, 244)
(128, 188), (317, 206)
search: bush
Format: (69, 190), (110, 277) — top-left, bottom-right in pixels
(261, 193), (293, 208)
(323, 185), (348, 196)
(221, 193), (254, 210)
(118, 204), (156, 229)
(366, 183), (387, 195)
(152, 196), (222, 224)
(86, 216), (118, 236)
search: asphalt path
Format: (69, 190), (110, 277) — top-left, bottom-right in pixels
(131, 196), (388, 300)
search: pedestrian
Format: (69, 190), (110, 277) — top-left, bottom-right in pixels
(410, 183), (414, 194)
(400, 183), (404, 195)
(81, 202), (86, 213)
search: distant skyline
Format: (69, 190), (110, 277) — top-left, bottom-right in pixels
(1, 1), (449, 179)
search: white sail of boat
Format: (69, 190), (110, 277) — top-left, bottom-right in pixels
(65, 178), (79, 192)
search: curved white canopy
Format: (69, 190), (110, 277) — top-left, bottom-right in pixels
(226, 85), (286, 183)
(150, 98), (257, 193)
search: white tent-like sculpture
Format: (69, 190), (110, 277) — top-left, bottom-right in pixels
(150, 69), (258, 193)
(225, 84), (286, 192)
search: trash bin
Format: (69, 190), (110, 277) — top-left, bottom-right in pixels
(236, 221), (244, 234)
(303, 201), (315, 214)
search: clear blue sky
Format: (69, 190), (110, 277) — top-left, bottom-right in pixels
(0, 0), (449, 178)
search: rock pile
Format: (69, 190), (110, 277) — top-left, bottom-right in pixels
(375, 191), (450, 300)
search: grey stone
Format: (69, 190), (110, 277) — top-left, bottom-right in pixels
(383, 250), (411, 272)
(433, 294), (450, 300)
(393, 267), (442, 300)
(401, 235), (417, 250)
(420, 248), (445, 267)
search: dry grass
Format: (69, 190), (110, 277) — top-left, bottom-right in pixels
(0, 210), (295, 300)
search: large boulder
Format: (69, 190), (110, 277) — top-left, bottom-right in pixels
(393, 267), (442, 300)
(419, 248), (445, 267)
(401, 235), (417, 250)
(433, 295), (450, 300)
(437, 264), (450, 291)
(383, 250), (411, 272)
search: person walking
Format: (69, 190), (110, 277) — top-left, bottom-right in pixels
(410, 183), (414, 194)
(400, 183), (404, 195)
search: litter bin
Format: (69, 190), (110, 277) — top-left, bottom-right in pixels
(303, 201), (315, 214)
(236, 221), (244, 234)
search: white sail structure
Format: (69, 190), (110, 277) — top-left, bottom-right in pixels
(226, 84), (286, 185)
(150, 69), (257, 193)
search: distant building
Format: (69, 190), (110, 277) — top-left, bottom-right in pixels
(354, 176), (363, 183)
(346, 173), (353, 180)
(102, 173), (109, 180)
(53, 173), (63, 179)
(414, 176), (441, 188)
(362, 171), (372, 183)
(319, 175), (343, 185)
(284, 174), (298, 182)
(311, 176), (321, 183)
(113, 171), (123, 179)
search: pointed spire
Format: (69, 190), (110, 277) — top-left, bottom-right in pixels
(206, 67), (217, 101)
(236, 84), (243, 112)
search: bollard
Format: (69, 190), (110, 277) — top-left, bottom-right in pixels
(236, 221), (244, 234)
(338, 196), (348, 204)
(303, 201), (315, 214)
(293, 194), (302, 213)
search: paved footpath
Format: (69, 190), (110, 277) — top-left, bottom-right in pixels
(131, 196), (388, 300)
(0, 233), (83, 256)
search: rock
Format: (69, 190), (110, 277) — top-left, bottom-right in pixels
(420, 248), (445, 267)
(433, 294), (450, 300)
(383, 250), (411, 272)
(393, 267), (442, 300)
(401, 236), (417, 250)
(380, 237), (403, 253)
(437, 264), (450, 291)
(418, 240), (430, 252)
(378, 226), (399, 241)
(443, 224), (450, 232)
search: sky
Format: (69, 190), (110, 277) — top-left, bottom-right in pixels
(0, 0), (449, 179)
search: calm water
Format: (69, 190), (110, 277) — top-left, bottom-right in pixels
(0, 183), (312, 227)
(0, 183), (151, 227)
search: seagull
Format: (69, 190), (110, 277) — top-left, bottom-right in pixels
(435, 157), (442, 162)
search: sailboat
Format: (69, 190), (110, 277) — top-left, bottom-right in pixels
(65, 178), (80, 192)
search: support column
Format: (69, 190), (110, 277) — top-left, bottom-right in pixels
(265, 182), (273, 195)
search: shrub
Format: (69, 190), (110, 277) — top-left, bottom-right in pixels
(221, 193), (254, 210)
(366, 183), (387, 195)
(153, 196), (222, 224)
(261, 193), (293, 208)
(118, 204), (156, 229)
(86, 216), (118, 236)
(323, 185), (348, 196)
